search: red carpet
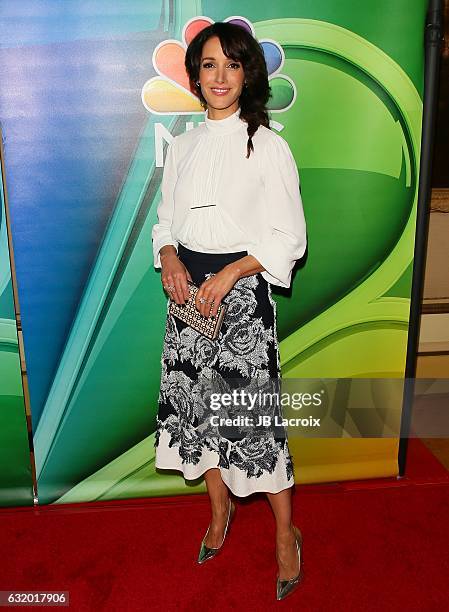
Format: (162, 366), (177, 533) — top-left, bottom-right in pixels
(2, 439), (449, 611)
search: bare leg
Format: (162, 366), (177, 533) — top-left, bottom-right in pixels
(203, 468), (231, 548)
(266, 487), (299, 580)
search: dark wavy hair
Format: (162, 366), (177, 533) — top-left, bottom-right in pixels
(185, 22), (271, 158)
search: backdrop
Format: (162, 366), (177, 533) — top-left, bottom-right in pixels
(0, 0), (426, 505)
(0, 156), (32, 507)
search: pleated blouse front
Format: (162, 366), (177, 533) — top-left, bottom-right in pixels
(174, 117), (248, 253)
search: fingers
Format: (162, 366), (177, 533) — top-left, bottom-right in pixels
(161, 259), (192, 304)
(196, 279), (222, 318)
(181, 266), (191, 301)
(162, 273), (186, 304)
(209, 296), (221, 318)
(196, 292), (215, 317)
(162, 277), (176, 300)
(177, 273), (192, 305)
(195, 279), (208, 316)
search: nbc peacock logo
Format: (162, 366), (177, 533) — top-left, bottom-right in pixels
(141, 16), (296, 115)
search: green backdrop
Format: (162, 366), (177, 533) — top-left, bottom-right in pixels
(0, 0), (427, 506)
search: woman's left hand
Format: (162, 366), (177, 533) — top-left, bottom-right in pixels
(195, 264), (239, 318)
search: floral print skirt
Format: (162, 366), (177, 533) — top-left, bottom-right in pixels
(154, 244), (295, 497)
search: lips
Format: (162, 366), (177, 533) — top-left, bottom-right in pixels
(211, 88), (230, 96)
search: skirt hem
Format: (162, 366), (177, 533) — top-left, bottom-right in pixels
(155, 461), (295, 498)
(155, 428), (295, 498)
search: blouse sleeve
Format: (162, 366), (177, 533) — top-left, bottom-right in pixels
(247, 134), (307, 288)
(152, 139), (179, 268)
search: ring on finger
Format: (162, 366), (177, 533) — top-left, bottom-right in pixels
(199, 297), (207, 304)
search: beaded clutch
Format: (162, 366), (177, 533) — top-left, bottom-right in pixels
(168, 281), (228, 340)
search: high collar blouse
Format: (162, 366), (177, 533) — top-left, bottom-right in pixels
(152, 106), (307, 288)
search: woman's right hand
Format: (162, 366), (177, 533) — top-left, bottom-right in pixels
(159, 245), (192, 304)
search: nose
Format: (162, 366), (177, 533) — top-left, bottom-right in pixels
(215, 66), (226, 83)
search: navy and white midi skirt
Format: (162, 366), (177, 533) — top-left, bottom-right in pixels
(155, 243), (295, 497)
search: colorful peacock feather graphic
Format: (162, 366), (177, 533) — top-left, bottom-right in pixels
(141, 16), (296, 114)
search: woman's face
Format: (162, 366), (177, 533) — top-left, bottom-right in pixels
(198, 35), (245, 116)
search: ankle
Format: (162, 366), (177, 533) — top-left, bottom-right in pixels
(276, 523), (295, 539)
(211, 496), (230, 517)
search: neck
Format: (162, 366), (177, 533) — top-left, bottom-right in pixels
(206, 104), (240, 121)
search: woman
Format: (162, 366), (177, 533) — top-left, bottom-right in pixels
(152, 22), (307, 601)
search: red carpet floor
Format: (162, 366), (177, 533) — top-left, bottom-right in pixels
(2, 439), (449, 611)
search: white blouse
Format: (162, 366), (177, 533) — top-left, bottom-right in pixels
(152, 106), (307, 288)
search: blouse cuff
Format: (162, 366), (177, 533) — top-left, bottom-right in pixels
(247, 235), (306, 288)
(152, 229), (178, 268)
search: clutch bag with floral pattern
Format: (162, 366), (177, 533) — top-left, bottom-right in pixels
(168, 281), (228, 340)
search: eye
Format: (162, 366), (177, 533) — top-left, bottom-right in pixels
(228, 62), (241, 69)
(202, 62), (214, 69)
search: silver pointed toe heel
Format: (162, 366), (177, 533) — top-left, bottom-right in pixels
(276, 525), (304, 601)
(197, 497), (235, 564)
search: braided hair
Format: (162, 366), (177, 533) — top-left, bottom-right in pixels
(185, 22), (271, 158)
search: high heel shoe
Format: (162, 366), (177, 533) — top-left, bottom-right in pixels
(276, 525), (304, 601)
(197, 497), (235, 564)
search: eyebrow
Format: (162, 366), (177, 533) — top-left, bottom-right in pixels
(201, 56), (239, 61)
